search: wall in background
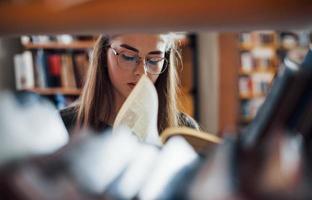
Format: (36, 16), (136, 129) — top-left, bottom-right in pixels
(218, 33), (240, 136)
(197, 32), (219, 134)
(0, 38), (22, 91)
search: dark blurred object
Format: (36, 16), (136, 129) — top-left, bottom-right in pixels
(240, 50), (311, 148)
(187, 49), (312, 200)
(190, 137), (240, 200)
(74, 35), (97, 41)
(236, 49), (312, 199)
(0, 151), (90, 200)
(280, 32), (300, 49)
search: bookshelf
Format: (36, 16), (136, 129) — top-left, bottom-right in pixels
(237, 30), (311, 127)
(238, 31), (279, 127)
(13, 35), (94, 109)
(14, 34), (196, 113)
(239, 93), (266, 100)
(238, 68), (276, 76)
(23, 41), (95, 50)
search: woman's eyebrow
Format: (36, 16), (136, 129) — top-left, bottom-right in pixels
(120, 44), (139, 52)
(120, 44), (163, 55)
(148, 51), (163, 55)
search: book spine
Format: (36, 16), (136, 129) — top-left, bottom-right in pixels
(35, 50), (48, 88)
(61, 54), (77, 88)
(13, 51), (35, 90)
(47, 54), (62, 87)
(73, 53), (89, 88)
(13, 54), (24, 90)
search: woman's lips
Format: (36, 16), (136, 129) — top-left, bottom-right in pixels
(127, 83), (136, 89)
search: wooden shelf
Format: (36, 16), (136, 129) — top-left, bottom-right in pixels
(240, 43), (309, 52)
(240, 93), (266, 99)
(239, 68), (277, 75)
(21, 88), (82, 95)
(1, 0), (311, 35)
(23, 41), (95, 50)
(240, 43), (279, 51)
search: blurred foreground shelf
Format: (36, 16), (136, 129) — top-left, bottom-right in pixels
(0, 0), (311, 35)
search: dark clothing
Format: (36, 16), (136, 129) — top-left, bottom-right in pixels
(177, 112), (200, 130)
(60, 106), (199, 134)
(59, 106), (78, 133)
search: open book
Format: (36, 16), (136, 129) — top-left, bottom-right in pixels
(113, 75), (160, 145)
(113, 75), (221, 148)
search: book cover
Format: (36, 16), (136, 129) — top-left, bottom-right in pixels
(61, 54), (77, 88)
(73, 53), (89, 88)
(34, 49), (48, 88)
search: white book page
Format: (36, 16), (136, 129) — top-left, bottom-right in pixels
(113, 75), (161, 145)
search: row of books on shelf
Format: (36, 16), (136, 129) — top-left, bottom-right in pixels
(21, 34), (96, 45)
(240, 49), (277, 72)
(240, 31), (311, 49)
(239, 73), (274, 98)
(14, 50), (89, 91)
(240, 31), (277, 47)
(238, 30), (311, 126)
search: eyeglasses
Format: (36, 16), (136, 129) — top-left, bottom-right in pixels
(109, 46), (168, 75)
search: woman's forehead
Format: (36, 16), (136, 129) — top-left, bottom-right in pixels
(110, 34), (167, 52)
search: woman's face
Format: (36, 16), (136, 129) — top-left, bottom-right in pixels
(107, 33), (167, 101)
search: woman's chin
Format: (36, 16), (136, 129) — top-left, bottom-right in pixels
(123, 88), (133, 97)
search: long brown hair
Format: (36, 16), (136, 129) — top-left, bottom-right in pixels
(77, 34), (180, 133)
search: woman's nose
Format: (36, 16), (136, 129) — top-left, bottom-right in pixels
(134, 60), (147, 76)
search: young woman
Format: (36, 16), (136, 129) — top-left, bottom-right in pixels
(60, 33), (199, 134)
